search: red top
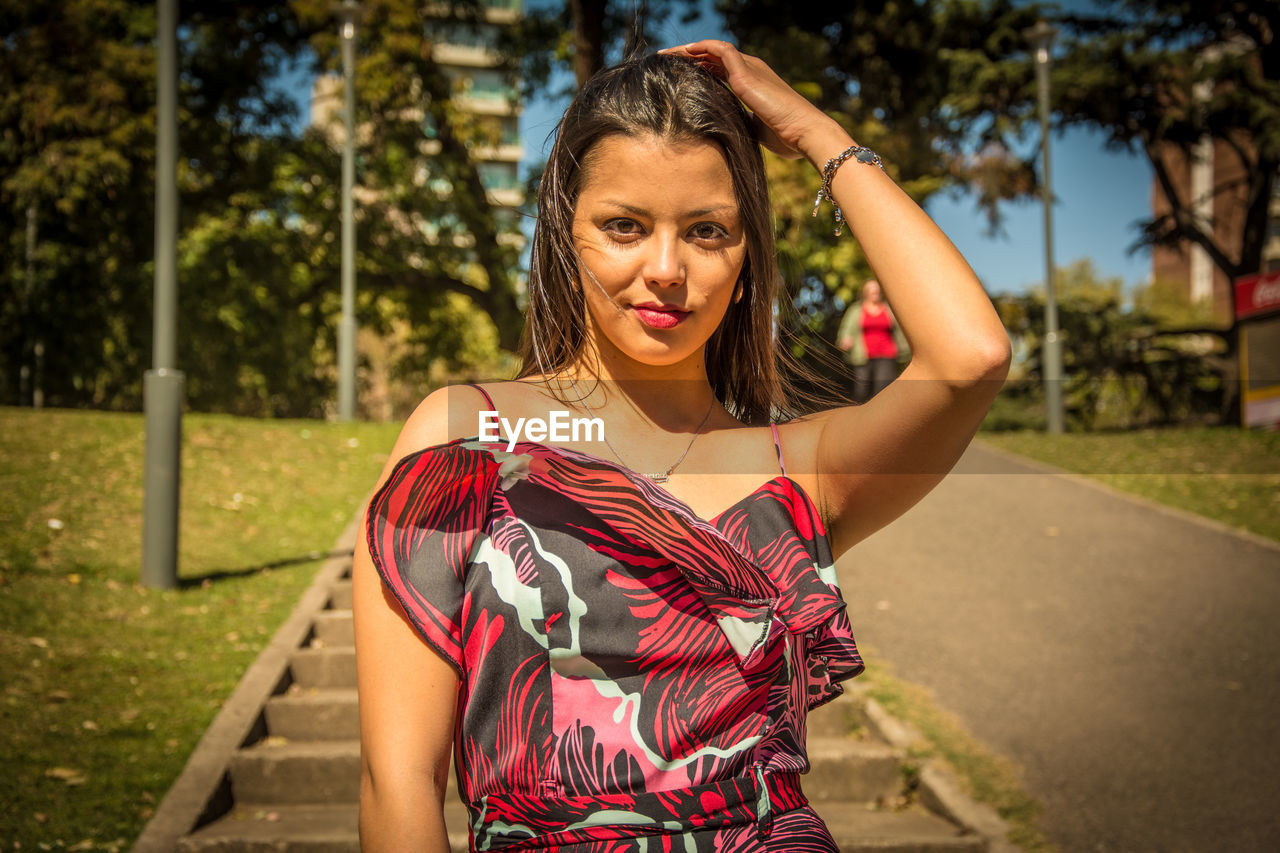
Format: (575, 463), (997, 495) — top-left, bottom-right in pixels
(861, 308), (897, 359)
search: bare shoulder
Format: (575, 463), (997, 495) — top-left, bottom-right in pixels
(382, 384), (494, 474)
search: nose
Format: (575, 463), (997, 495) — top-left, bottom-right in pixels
(642, 230), (685, 288)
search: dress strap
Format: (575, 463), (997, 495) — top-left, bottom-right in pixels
(465, 382), (505, 443)
(465, 382), (497, 412)
(769, 422), (788, 477)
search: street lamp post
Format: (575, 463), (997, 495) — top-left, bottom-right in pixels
(1026, 20), (1065, 435)
(336, 0), (362, 422)
(142, 0), (183, 588)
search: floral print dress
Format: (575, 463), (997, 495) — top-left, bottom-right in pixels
(365, 429), (864, 852)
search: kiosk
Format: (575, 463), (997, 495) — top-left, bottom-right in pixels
(1235, 270), (1280, 428)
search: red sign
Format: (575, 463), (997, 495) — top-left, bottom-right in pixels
(1236, 270), (1280, 320)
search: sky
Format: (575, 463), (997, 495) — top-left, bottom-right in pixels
(288, 0), (1154, 299)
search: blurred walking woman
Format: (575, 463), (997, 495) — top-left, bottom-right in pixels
(354, 42), (1010, 852)
(839, 279), (910, 403)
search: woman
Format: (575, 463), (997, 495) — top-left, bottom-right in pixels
(355, 43), (1010, 851)
(838, 279), (910, 403)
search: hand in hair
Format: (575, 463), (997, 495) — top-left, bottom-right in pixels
(658, 40), (836, 161)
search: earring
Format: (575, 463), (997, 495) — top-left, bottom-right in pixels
(733, 278), (745, 304)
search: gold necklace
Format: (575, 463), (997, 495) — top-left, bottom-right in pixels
(567, 381), (714, 483)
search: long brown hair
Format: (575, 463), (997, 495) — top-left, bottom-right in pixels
(518, 53), (801, 424)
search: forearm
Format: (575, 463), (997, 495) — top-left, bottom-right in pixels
(799, 120), (1010, 381)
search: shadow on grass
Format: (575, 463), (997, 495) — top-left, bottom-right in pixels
(178, 549), (355, 588)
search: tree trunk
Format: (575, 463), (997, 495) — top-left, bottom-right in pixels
(570, 0), (607, 86)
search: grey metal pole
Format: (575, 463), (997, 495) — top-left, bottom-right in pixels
(142, 0), (184, 589)
(337, 0), (359, 422)
(1029, 21), (1065, 435)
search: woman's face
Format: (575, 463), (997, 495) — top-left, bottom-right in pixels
(571, 133), (747, 374)
(863, 281), (882, 303)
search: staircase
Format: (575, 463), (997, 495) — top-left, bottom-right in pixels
(171, 564), (988, 852)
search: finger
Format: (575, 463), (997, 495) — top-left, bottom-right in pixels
(677, 39), (738, 57)
(670, 40), (749, 72)
(658, 44), (730, 80)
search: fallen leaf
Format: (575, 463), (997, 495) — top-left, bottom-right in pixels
(28, 637), (49, 649)
(45, 766), (87, 785)
(47, 518), (65, 531)
(82, 720), (99, 731)
(45, 689), (71, 703)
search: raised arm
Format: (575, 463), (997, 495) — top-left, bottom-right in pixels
(354, 386), (478, 851)
(661, 41), (1012, 557)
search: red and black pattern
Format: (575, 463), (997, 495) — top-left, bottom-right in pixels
(366, 437), (864, 851)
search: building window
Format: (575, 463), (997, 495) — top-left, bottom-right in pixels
(478, 162), (520, 192)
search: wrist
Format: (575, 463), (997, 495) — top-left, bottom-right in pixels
(797, 119), (855, 169)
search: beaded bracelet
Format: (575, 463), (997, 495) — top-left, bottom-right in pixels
(812, 145), (885, 236)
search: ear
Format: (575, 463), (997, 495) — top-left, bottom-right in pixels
(733, 277), (745, 304)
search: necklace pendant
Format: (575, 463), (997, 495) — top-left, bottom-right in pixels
(646, 473), (669, 483)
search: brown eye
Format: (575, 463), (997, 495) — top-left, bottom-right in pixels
(690, 222), (730, 242)
(603, 218), (643, 237)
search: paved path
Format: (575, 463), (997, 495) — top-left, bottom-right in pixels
(834, 441), (1280, 853)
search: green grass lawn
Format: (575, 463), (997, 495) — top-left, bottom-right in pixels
(977, 426), (1280, 542)
(0, 408), (401, 851)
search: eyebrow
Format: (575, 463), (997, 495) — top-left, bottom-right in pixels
(599, 201), (738, 218)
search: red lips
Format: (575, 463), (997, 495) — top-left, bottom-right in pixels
(632, 302), (689, 330)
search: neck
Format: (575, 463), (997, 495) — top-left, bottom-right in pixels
(565, 354), (717, 433)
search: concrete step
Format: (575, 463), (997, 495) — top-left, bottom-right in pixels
(230, 740), (360, 805)
(815, 801), (986, 852)
(177, 804), (359, 853)
(806, 735), (905, 803)
(312, 609), (353, 648)
(329, 579), (353, 610)
(290, 647), (355, 689)
(808, 697), (862, 739)
(177, 802), (472, 853)
(264, 687), (358, 741)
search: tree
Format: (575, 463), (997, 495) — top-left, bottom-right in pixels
(994, 259), (1229, 429)
(1, 0), (536, 414)
(1052, 0), (1279, 308)
(0, 0), (313, 409)
(1, 1), (157, 407)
